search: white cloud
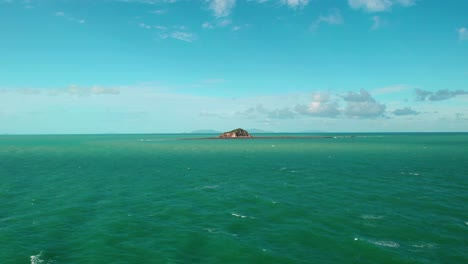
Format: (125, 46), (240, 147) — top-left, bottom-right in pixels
(150, 9), (166, 15)
(139, 22), (152, 29)
(342, 89), (386, 117)
(392, 107), (419, 116)
(371, 15), (380, 30)
(3, 85), (467, 133)
(54, 11), (85, 24)
(281, 0), (309, 8)
(218, 19), (232, 27)
(139, 23), (196, 42)
(154, 25), (167, 30)
(311, 9), (343, 31)
(202, 22), (214, 29)
(170, 31), (196, 42)
(458, 27), (468, 41)
(201, 19), (246, 31)
(206, 0), (236, 17)
(296, 93), (341, 117)
(116, 0), (178, 4)
(348, 0), (416, 12)
(415, 88), (468, 101)
(395, 0), (416, 7)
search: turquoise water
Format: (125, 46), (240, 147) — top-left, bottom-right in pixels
(0, 133), (467, 263)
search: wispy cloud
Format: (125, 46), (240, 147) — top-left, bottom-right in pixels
(371, 15), (381, 30)
(218, 19), (232, 27)
(138, 22), (196, 42)
(139, 22), (152, 29)
(202, 22), (214, 29)
(206, 0), (236, 18)
(458, 27), (468, 41)
(116, 0), (178, 4)
(281, 0), (309, 9)
(54, 11), (85, 24)
(150, 9), (166, 15)
(201, 19), (247, 31)
(415, 88), (468, 101)
(170, 31), (196, 42)
(1, 85), (120, 96)
(236, 105), (297, 120)
(311, 9), (344, 31)
(348, 0), (416, 12)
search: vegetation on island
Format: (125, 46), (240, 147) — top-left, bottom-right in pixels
(218, 128), (253, 138)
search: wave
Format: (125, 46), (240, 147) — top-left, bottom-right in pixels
(360, 214), (384, 220)
(231, 212), (255, 219)
(371, 240), (400, 248)
(30, 252), (44, 264)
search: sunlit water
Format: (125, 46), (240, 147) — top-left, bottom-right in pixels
(0, 133), (467, 263)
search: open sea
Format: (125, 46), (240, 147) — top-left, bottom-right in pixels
(0, 133), (467, 264)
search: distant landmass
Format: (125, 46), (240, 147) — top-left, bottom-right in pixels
(300, 130), (325, 133)
(190, 129), (221, 134)
(248, 128), (274, 133)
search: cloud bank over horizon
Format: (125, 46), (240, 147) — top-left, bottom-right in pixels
(2, 85), (467, 133)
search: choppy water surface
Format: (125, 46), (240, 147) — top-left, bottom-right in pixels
(0, 133), (467, 263)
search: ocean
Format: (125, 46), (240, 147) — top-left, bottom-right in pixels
(0, 133), (467, 263)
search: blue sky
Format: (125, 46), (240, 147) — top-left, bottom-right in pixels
(1, 0), (467, 133)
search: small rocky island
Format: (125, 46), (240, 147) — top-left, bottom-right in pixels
(218, 128), (253, 139)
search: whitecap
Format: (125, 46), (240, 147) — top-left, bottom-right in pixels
(231, 213), (255, 219)
(360, 214), (384, 220)
(412, 243), (437, 249)
(231, 213), (247, 218)
(205, 228), (220, 234)
(371, 240), (400, 248)
(30, 252), (44, 264)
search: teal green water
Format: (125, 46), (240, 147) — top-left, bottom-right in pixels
(0, 133), (467, 263)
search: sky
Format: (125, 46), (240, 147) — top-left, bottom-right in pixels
(0, 0), (467, 134)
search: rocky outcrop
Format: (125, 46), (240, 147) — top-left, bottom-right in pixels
(218, 128), (253, 138)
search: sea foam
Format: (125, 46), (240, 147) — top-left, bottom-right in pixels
(30, 252), (44, 264)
